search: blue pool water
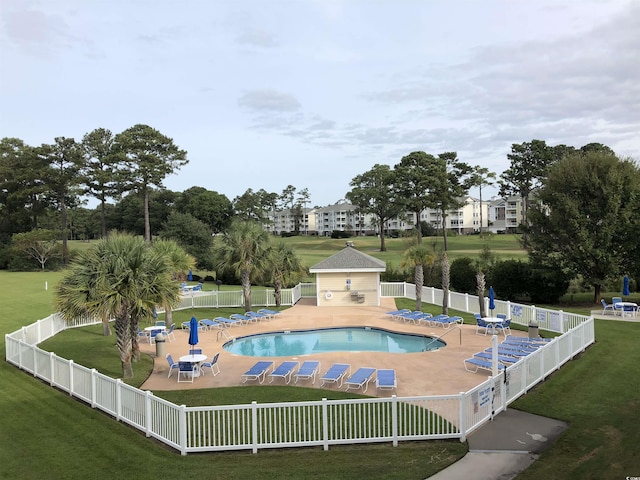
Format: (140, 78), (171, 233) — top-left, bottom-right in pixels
(223, 327), (446, 357)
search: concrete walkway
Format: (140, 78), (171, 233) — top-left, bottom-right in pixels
(429, 409), (568, 479)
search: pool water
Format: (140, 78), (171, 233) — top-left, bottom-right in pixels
(223, 327), (446, 357)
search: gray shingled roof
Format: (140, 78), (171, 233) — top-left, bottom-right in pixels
(309, 246), (386, 272)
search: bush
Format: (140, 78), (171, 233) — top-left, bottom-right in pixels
(450, 257), (477, 293)
(330, 230), (351, 239)
(491, 260), (530, 300)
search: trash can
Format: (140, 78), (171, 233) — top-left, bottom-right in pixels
(528, 319), (539, 339)
(155, 333), (166, 357)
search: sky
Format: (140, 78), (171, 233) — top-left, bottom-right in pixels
(1, 0), (639, 208)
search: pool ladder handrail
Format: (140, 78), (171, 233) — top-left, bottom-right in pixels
(217, 328), (234, 343)
(424, 325), (462, 349)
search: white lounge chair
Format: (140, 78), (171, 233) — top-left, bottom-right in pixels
(269, 361), (298, 384)
(242, 361), (274, 384)
(319, 363), (351, 388)
(294, 361), (321, 384)
(344, 367), (376, 393)
(375, 369), (396, 391)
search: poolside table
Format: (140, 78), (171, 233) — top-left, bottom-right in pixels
(179, 354), (207, 377)
(482, 317), (505, 335)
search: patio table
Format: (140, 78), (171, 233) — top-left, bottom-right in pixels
(482, 317), (505, 335)
(179, 354), (207, 377)
(614, 302), (638, 318)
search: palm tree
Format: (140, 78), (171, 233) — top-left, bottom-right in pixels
(214, 220), (271, 312)
(441, 252), (450, 316)
(151, 239), (195, 328)
(269, 242), (307, 307)
(401, 244), (435, 311)
(55, 233), (180, 378)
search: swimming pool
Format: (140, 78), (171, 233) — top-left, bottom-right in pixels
(223, 326), (446, 357)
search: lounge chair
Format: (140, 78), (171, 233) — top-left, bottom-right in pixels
(344, 367), (376, 393)
(245, 311), (269, 322)
(214, 316), (242, 327)
(376, 369), (397, 391)
(294, 361), (321, 384)
(385, 309), (411, 321)
(242, 361), (274, 384)
(201, 353), (221, 376)
(430, 315), (463, 328)
(269, 361), (298, 384)
(319, 363), (351, 388)
(199, 318), (223, 330)
(463, 357), (506, 373)
(473, 351), (519, 365)
(177, 361), (198, 382)
(257, 308), (282, 319)
(230, 313), (253, 324)
(166, 354), (179, 378)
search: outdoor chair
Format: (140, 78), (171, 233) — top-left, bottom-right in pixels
(475, 318), (490, 335)
(201, 353), (221, 376)
(166, 354), (179, 378)
(464, 356), (506, 374)
(177, 362), (198, 383)
(601, 299), (615, 315)
(165, 324), (176, 342)
(214, 316), (242, 327)
(155, 320), (166, 327)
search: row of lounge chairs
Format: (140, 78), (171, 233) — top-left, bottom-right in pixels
(385, 309), (463, 329)
(242, 360), (397, 393)
(182, 310), (283, 330)
(463, 335), (553, 373)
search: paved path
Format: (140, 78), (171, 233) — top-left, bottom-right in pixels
(429, 409), (567, 479)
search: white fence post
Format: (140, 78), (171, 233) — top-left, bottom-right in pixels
(322, 398), (329, 451)
(115, 379), (122, 421)
(459, 392), (466, 442)
(69, 360), (74, 396)
(179, 404), (187, 455)
(49, 352), (55, 386)
(391, 395), (398, 447)
(251, 401), (259, 454)
(91, 369), (97, 408)
(145, 391), (153, 437)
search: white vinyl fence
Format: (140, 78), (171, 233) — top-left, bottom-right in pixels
(5, 283), (594, 455)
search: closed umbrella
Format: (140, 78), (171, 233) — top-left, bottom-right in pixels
(188, 316), (199, 355)
(623, 275), (630, 298)
(188, 269), (193, 281)
(489, 286), (496, 315)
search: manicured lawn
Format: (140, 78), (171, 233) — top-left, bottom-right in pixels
(4, 238), (640, 479)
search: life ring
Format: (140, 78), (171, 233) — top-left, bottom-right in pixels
(325, 291), (333, 300)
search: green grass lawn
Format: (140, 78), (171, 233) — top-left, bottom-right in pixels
(3, 234), (640, 479)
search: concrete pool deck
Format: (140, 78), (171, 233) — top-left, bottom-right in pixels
(140, 297), (532, 396)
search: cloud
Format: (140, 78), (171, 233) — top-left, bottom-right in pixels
(238, 89), (302, 112)
(236, 28), (278, 47)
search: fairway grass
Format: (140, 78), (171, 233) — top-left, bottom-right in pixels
(3, 232), (640, 479)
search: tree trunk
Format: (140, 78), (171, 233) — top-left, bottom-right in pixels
(61, 196), (69, 265)
(101, 312), (112, 336)
(441, 253), (450, 315)
(100, 197), (107, 238)
(414, 264), (423, 311)
(379, 217), (387, 252)
(415, 210), (423, 244)
(130, 316), (140, 362)
(593, 284), (602, 303)
(441, 209), (448, 252)
(477, 271), (486, 317)
(479, 186), (484, 233)
(165, 306), (173, 328)
(144, 189), (151, 242)
(115, 316), (134, 378)
(242, 269), (252, 312)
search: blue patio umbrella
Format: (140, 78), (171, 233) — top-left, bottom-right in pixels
(488, 286), (496, 314)
(188, 269), (193, 281)
(623, 275), (630, 297)
(188, 316), (199, 355)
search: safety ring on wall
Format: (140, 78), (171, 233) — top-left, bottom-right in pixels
(325, 290), (333, 300)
